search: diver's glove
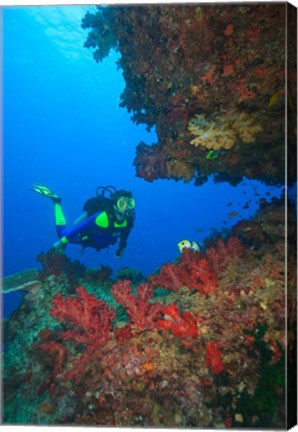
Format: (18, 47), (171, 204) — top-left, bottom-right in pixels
(115, 247), (124, 258)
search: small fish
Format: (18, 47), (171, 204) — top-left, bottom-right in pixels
(178, 240), (200, 253)
(196, 228), (204, 233)
(228, 211), (239, 219)
(268, 92), (279, 108)
(206, 150), (221, 160)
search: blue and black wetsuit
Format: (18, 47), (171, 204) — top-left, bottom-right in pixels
(54, 196), (135, 253)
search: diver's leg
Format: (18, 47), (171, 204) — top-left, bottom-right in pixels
(31, 184), (68, 251)
(32, 184), (66, 236)
(54, 205), (86, 246)
(73, 211), (88, 225)
(54, 202), (67, 238)
(52, 202), (69, 251)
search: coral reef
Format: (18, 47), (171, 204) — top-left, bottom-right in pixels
(82, 4), (291, 185)
(188, 111), (262, 150)
(133, 142), (169, 182)
(111, 280), (163, 332)
(188, 113), (237, 150)
(115, 266), (145, 284)
(3, 199), (292, 428)
(48, 286), (116, 382)
(37, 249), (86, 288)
(205, 341), (225, 374)
(148, 248), (218, 294)
(3, 3), (295, 428)
(157, 304), (201, 339)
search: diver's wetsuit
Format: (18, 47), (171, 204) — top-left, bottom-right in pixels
(54, 196), (135, 252)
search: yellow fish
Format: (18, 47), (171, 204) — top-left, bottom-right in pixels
(268, 92), (279, 108)
(178, 240), (200, 253)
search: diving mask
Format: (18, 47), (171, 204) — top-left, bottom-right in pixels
(116, 197), (135, 212)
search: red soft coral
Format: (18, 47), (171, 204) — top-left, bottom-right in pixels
(114, 324), (134, 344)
(149, 249), (217, 294)
(50, 286), (116, 381)
(157, 304), (201, 339)
(206, 236), (245, 273)
(33, 328), (68, 395)
(180, 250), (218, 294)
(205, 341), (225, 374)
(148, 262), (183, 292)
(111, 280), (163, 331)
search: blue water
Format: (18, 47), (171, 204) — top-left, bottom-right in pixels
(2, 6), (284, 317)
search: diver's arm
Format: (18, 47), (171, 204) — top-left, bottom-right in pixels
(116, 213), (135, 256)
(116, 229), (131, 258)
(118, 228), (130, 250)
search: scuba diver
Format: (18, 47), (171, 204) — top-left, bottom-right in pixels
(32, 184), (135, 258)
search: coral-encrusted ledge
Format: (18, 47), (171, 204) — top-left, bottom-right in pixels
(3, 199), (295, 428)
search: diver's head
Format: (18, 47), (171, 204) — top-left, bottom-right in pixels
(111, 190), (135, 216)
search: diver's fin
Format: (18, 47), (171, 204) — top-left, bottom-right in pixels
(31, 184), (61, 202)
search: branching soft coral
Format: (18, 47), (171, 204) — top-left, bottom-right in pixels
(188, 111), (262, 150)
(180, 250), (218, 294)
(37, 249), (86, 286)
(82, 4), (287, 186)
(206, 236), (245, 273)
(34, 328), (68, 396)
(148, 262), (183, 292)
(49, 286), (116, 381)
(166, 160), (196, 182)
(188, 113), (237, 150)
(81, 9), (118, 62)
(157, 304), (201, 339)
(205, 341), (225, 374)
(111, 280), (163, 331)
(149, 249), (217, 294)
